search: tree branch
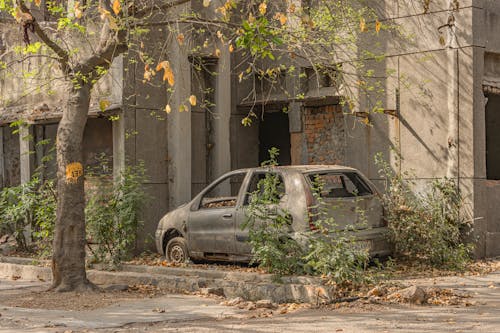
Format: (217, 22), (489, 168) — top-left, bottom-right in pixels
(134, 0), (191, 19)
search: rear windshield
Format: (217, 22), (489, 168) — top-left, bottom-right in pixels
(307, 172), (372, 198)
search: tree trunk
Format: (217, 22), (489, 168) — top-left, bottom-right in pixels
(50, 84), (96, 292)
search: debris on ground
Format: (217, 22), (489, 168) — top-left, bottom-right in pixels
(387, 285), (427, 304)
(200, 287), (225, 297)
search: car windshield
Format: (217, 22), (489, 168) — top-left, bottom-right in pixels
(307, 171), (372, 198)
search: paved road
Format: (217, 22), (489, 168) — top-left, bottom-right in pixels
(0, 273), (499, 333)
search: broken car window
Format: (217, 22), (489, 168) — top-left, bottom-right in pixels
(308, 172), (372, 198)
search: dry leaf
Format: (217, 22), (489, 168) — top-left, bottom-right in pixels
(189, 95), (197, 106)
(74, 1), (83, 19)
(375, 20), (381, 33)
(274, 12), (287, 25)
(203, 0), (211, 7)
(165, 104), (172, 114)
(258, 2), (267, 15)
(98, 7), (119, 30)
(156, 61), (175, 86)
(112, 0), (121, 15)
(34, 0), (41, 7)
(360, 18), (366, 32)
(214, 48), (221, 57)
(229, 44), (234, 53)
(177, 33), (185, 45)
(143, 64), (155, 81)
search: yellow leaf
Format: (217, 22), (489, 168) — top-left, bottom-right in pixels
(143, 64), (155, 81)
(177, 33), (185, 45)
(189, 95), (197, 106)
(360, 18), (366, 32)
(74, 1), (83, 19)
(217, 30), (223, 39)
(248, 12), (255, 23)
(238, 72), (244, 82)
(203, 0), (211, 7)
(165, 104), (172, 114)
(229, 44), (234, 53)
(258, 2), (267, 15)
(179, 104), (187, 112)
(99, 100), (110, 111)
(34, 0), (41, 7)
(214, 48), (221, 57)
(112, 0), (121, 15)
(375, 20), (381, 33)
(274, 12), (287, 25)
(156, 61), (175, 86)
(98, 6), (119, 30)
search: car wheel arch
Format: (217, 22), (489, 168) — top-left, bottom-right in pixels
(162, 228), (184, 254)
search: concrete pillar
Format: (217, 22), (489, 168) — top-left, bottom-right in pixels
(167, 39), (192, 210)
(19, 125), (34, 184)
(211, 45), (232, 180)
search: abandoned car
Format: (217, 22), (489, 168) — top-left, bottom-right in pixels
(155, 165), (390, 263)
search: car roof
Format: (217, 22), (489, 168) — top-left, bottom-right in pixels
(231, 165), (359, 174)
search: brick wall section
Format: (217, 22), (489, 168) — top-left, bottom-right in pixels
(303, 105), (345, 165)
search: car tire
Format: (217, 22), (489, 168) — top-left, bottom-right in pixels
(165, 237), (189, 264)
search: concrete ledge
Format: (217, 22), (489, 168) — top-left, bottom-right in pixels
(0, 256), (333, 304)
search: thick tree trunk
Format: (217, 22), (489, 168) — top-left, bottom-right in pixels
(50, 84), (96, 292)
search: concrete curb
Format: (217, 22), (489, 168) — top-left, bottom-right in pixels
(0, 256), (333, 303)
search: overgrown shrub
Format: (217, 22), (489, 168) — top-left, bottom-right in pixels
(86, 160), (148, 267)
(243, 148), (305, 276)
(0, 176), (56, 255)
(244, 148), (370, 285)
(303, 176), (371, 286)
(375, 153), (472, 269)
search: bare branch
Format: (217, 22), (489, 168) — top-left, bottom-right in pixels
(134, 0), (191, 19)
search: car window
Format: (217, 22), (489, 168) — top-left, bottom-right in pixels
(245, 172), (286, 205)
(308, 172), (372, 198)
(200, 172), (246, 209)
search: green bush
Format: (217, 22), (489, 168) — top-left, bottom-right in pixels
(243, 148), (305, 276)
(303, 176), (370, 286)
(0, 176), (56, 255)
(375, 153), (472, 269)
(86, 160), (148, 267)
(244, 148), (370, 285)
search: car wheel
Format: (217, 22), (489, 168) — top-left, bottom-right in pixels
(165, 237), (189, 264)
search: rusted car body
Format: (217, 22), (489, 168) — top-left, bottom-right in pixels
(155, 165), (390, 263)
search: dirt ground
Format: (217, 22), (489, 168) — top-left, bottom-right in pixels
(0, 283), (169, 311)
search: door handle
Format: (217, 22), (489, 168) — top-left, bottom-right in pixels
(222, 213), (233, 218)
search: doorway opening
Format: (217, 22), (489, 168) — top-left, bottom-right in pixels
(258, 111), (291, 165)
(486, 93), (500, 180)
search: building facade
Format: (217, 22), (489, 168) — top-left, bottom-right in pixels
(1, 0), (500, 256)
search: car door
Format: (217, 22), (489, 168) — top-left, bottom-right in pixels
(234, 171), (287, 256)
(187, 171), (247, 256)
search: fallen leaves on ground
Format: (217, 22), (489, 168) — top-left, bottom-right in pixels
(124, 252), (266, 274)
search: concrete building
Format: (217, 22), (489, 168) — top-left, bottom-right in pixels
(1, 0), (500, 257)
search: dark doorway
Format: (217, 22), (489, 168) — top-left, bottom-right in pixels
(259, 111), (291, 165)
(486, 93), (500, 180)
